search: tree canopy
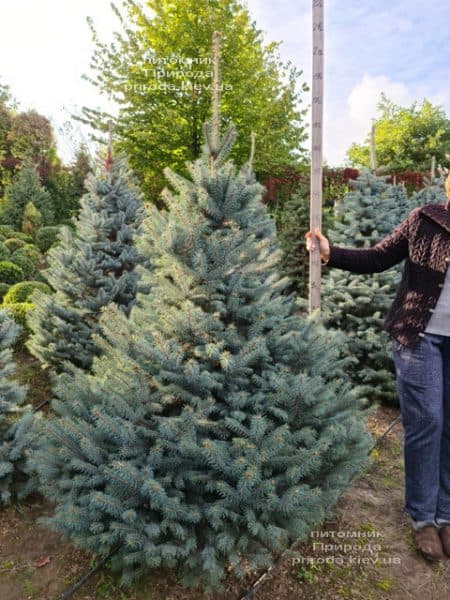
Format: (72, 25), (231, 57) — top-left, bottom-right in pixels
(76, 0), (310, 202)
(346, 93), (450, 172)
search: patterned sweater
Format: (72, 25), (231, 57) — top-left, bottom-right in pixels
(324, 202), (450, 348)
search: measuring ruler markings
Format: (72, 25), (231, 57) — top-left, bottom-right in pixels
(309, 0), (324, 312)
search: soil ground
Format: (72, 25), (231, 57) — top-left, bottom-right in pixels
(1, 355), (449, 599)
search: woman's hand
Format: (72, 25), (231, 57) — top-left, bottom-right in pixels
(304, 227), (330, 262)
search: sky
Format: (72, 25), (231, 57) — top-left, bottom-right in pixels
(0, 0), (448, 166)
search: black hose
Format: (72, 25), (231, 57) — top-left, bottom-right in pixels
(59, 544), (122, 600)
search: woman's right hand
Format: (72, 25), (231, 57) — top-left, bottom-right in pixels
(304, 227), (330, 261)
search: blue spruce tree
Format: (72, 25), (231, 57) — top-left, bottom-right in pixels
(26, 154), (148, 372)
(321, 169), (412, 405)
(27, 120), (373, 591)
(410, 173), (447, 208)
(0, 309), (37, 504)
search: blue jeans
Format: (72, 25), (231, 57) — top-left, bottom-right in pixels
(391, 332), (450, 530)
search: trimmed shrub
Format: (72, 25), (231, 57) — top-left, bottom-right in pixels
(0, 283), (10, 302)
(35, 226), (60, 253)
(9, 252), (35, 278)
(0, 261), (23, 284)
(18, 244), (43, 263)
(0, 225), (15, 240)
(10, 232), (33, 243)
(0, 242), (10, 261)
(3, 281), (51, 304)
(4, 238), (26, 252)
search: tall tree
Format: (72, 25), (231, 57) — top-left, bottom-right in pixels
(347, 94), (450, 172)
(27, 154), (148, 373)
(321, 169), (412, 406)
(410, 173), (447, 208)
(77, 0), (309, 201)
(0, 81), (15, 196)
(7, 110), (58, 168)
(45, 145), (93, 225)
(28, 120), (373, 592)
(0, 160), (54, 229)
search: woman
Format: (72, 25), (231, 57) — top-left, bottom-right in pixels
(304, 177), (450, 563)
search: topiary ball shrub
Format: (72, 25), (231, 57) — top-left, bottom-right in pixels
(0, 261), (24, 284)
(0, 225), (15, 240)
(3, 281), (51, 304)
(18, 244), (43, 264)
(0, 283), (10, 302)
(10, 232), (33, 243)
(9, 251), (35, 278)
(35, 226), (60, 253)
(4, 238), (26, 252)
(0, 241), (10, 261)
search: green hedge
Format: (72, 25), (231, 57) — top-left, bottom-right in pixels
(0, 283), (9, 302)
(17, 243), (42, 263)
(3, 281), (51, 304)
(4, 238), (26, 252)
(0, 261), (24, 284)
(9, 232), (33, 243)
(0, 225), (15, 240)
(9, 251), (35, 278)
(0, 241), (10, 261)
(35, 226), (61, 253)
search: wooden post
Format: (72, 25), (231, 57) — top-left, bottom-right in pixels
(309, 0), (324, 313)
(212, 31), (221, 149)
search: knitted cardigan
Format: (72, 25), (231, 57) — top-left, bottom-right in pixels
(324, 202), (450, 348)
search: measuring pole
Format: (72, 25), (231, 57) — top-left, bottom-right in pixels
(309, 0), (324, 313)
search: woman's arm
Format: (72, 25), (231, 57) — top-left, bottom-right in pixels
(306, 207), (419, 274)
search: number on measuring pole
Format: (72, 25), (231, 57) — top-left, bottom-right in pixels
(309, 0), (324, 312)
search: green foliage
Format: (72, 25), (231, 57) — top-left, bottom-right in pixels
(3, 281), (51, 304)
(8, 232), (33, 243)
(29, 121), (373, 592)
(0, 161), (54, 230)
(0, 225), (15, 240)
(45, 144), (93, 222)
(0, 308), (37, 504)
(347, 94), (450, 172)
(3, 302), (34, 341)
(275, 182), (336, 297)
(4, 238), (26, 252)
(18, 243), (43, 263)
(9, 250), (36, 278)
(35, 226), (60, 253)
(0, 261), (23, 284)
(321, 169), (413, 406)
(78, 0), (309, 200)
(409, 174), (447, 208)
(0, 241), (9, 261)
(0, 283), (9, 302)
(27, 155), (147, 373)
(22, 201), (42, 236)
(7, 110), (58, 166)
